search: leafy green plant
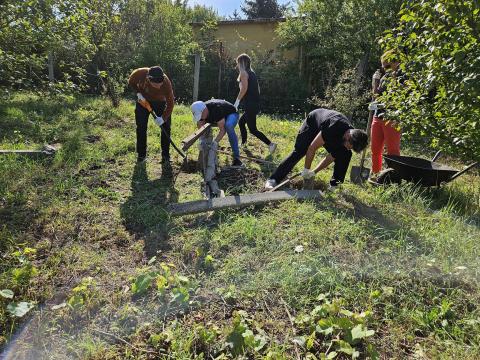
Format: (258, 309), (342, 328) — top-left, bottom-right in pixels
(223, 310), (269, 356)
(412, 298), (456, 336)
(130, 260), (196, 309)
(294, 294), (377, 358)
(67, 277), (97, 311)
(7, 301), (35, 318)
(309, 68), (370, 121)
(381, 0), (480, 161)
(10, 247), (38, 288)
(1, 288), (35, 320)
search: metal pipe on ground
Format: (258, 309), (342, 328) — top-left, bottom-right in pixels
(167, 190), (324, 216)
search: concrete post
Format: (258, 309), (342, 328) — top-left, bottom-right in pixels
(193, 53), (201, 102)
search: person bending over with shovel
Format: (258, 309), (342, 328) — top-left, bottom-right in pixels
(264, 108), (368, 191)
(128, 66), (174, 164)
(191, 99), (243, 167)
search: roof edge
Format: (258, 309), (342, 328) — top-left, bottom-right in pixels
(191, 17), (287, 26)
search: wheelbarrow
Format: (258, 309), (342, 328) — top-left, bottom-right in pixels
(379, 152), (478, 187)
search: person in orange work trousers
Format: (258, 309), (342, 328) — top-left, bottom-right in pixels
(128, 66), (175, 163)
(370, 50), (402, 180)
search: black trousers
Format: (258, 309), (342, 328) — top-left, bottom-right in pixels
(135, 101), (171, 159)
(239, 105), (271, 145)
(270, 119), (352, 185)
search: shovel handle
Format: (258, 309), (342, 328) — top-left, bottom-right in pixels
(149, 111), (186, 158)
(268, 172), (301, 192)
(358, 110), (374, 169)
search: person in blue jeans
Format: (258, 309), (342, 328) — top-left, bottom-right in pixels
(191, 99), (243, 167)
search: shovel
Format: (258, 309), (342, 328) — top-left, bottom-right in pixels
(268, 172), (302, 192)
(350, 108), (374, 184)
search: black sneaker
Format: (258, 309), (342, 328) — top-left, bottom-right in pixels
(137, 155), (146, 163)
(232, 158), (243, 167)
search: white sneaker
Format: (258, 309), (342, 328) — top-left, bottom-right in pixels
(268, 142), (277, 154)
(264, 179), (277, 190)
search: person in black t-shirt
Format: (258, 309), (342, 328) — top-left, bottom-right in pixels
(265, 109), (368, 190)
(233, 54), (277, 154)
(191, 99), (243, 166)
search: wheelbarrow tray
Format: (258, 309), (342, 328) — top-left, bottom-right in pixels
(384, 155), (458, 186)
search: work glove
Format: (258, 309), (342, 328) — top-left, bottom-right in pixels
(210, 140), (219, 151)
(368, 102), (385, 111)
(301, 168), (315, 179)
(137, 92), (146, 102)
(372, 69), (383, 81)
(233, 98), (240, 111)
(154, 116), (164, 127)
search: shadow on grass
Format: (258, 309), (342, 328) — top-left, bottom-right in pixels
(321, 194), (430, 255)
(423, 185), (480, 227)
(120, 162), (179, 257)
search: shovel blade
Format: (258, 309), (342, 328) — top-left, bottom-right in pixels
(350, 166), (370, 184)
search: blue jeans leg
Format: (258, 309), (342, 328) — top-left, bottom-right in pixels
(225, 113), (240, 159)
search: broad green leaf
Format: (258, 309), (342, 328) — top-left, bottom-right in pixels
(351, 324), (375, 341)
(0, 289), (14, 299)
(254, 333), (268, 352)
(292, 336), (306, 347)
(131, 273), (155, 295)
(156, 275), (168, 290)
(7, 301), (34, 317)
(176, 275), (189, 285)
(306, 332), (316, 350)
(242, 329), (255, 348)
(336, 340), (354, 355)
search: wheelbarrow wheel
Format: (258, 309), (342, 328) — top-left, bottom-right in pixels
(376, 168), (402, 185)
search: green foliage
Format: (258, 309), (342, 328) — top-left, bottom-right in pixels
(0, 0), (94, 89)
(255, 58), (310, 113)
(0, 290), (14, 299)
(309, 68), (370, 121)
(240, 0), (290, 19)
(1, 94), (480, 357)
(294, 295), (376, 358)
(130, 260), (196, 308)
(381, 0), (480, 161)
(277, 0), (402, 94)
(9, 248), (38, 289)
(67, 276), (97, 311)
(224, 310), (269, 355)
(0, 1), (217, 103)
(6, 301), (35, 318)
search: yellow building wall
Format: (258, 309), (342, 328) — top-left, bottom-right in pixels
(193, 21), (298, 61)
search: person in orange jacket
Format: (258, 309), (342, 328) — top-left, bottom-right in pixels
(128, 66), (174, 163)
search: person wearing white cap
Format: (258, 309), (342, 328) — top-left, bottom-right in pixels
(191, 99), (243, 167)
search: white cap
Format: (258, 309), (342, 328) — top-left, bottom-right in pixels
(191, 101), (206, 122)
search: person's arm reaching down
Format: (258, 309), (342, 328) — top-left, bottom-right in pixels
(312, 153), (335, 173)
(304, 132), (325, 169)
(213, 119), (226, 147)
(234, 71), (248, 109)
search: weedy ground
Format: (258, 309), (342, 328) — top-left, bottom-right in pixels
(0, 92), (479, 359)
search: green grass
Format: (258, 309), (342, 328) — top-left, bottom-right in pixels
(0, 92), (479, 359)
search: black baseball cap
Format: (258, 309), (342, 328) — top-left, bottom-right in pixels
(147, 66), (164, 83)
